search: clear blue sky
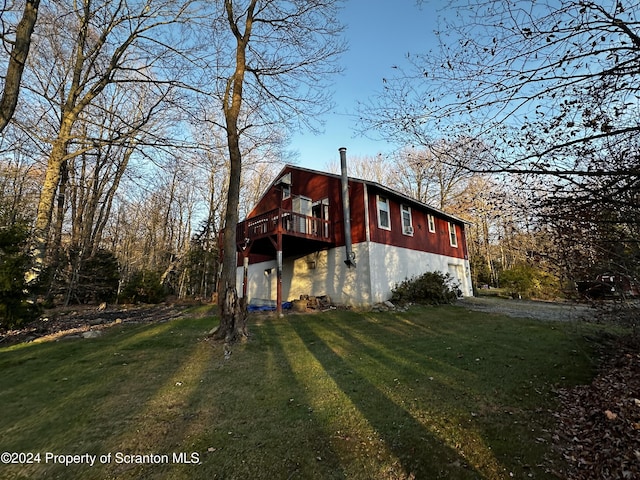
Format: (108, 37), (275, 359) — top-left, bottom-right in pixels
(289, 1), (445, 170)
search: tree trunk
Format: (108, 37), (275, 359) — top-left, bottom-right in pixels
(213, 126), (246, 342)
(213, 285), (247, 343)
(0, 0), (40, 133)
(49, 160), (69, 262)
(211, 0), (257, 343)
(25, 135), (70, 285)
(91, 147), (132, 256)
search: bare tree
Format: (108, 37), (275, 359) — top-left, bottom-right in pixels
(361, 0), (640, 284)
(0, 132), (42, 223)
(389, 139), (484, 209)
(326, 153), (393, 185)
(368, 1), (640, 172)
(0, 0), (40, 132)
(21, 0), (195, 285)
(59, 88), (156, 304)
(207, 0), (345, 342)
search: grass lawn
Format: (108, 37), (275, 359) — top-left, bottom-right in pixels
(0, 304), (603, 479)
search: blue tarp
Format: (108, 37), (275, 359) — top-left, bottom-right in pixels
(247, 301), (292, 312)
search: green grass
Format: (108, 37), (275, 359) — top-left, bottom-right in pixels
(0, 305), (604, 479)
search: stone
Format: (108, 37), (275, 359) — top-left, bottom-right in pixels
(82, 330), (102, 339)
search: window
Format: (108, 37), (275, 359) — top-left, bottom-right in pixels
(401, 205), (413, 235)
(377, 195), (391, 230)
(278, 173), (292, 199)
(448, 222), (458, 248)
(427, 214), (436, 233)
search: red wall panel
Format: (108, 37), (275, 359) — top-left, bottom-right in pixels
(366, 185), (467, 259)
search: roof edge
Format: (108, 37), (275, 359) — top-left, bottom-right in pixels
(275, 164), (470, 225)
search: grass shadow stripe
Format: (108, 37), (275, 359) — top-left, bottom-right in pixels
(289, 317), (500, 479)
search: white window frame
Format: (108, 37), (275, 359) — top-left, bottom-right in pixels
(377, 195), (391, 230)
(448, 221), (458, 248)
(401, 205), (413, 236)
(427, 214), (436, 233)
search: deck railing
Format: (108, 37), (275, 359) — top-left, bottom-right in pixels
(237, 208), (332, 243)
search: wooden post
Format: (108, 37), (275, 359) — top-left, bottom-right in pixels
(242, 254), (249, 299)
(276, 239), (283, 316)
(267, 230), (283, 316)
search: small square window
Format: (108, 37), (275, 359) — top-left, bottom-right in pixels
(282, 184), (291, 200)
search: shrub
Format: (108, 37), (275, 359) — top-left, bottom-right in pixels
(118, 270), (167, 304)
(51, 247), (121, 305)
(0, 222), (40, 329)
(75, 249), (120, 303)
(499, 264), (560, 299)
(390, 271), (459, 305)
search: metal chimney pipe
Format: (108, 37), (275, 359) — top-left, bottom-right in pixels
(339, 147), (356, 268)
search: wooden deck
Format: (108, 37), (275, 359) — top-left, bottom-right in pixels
(237, 208), (332, 246)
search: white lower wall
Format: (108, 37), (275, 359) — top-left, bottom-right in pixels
(367, 242), (473, 302)
(238, 243), (373, 307)
(238, 241), (473, 307)
(284, 243), (373, 306)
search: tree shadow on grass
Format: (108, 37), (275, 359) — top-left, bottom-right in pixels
(93, 317), (352, 480)
(0, 320), (215, 479)
(289, 317), (488, 479)
(306, 311), (499, 419)
(238, 319), (349, 479)
(300, 310), (581, 479)
(317, 311), (476, 386)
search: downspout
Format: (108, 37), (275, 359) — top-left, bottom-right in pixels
(339, 147), (356, 268)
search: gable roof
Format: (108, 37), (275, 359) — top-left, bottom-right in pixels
(248, 164), (469, 225)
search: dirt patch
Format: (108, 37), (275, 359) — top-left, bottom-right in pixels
(456, 296), (597, 322)
(0, 303), (189, 346)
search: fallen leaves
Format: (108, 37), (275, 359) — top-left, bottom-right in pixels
(553, 338), (640, 479)
(1, 304), (187, 345)
(604, 410), (618, 421)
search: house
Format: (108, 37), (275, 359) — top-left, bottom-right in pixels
(235, 150), (473, 312)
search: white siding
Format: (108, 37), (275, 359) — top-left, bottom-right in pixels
(238, 240), (473, 307)
(239, 243), (373, 307)
(367, 242), (473, 302)
(285, 243), (372, 306)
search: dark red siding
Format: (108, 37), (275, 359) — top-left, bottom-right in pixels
(243, 166), (468, 261)
(366, 185), (467, 260)
(246, 167), (368, 247)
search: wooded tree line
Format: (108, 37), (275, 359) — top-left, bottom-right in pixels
(2, 0), (639, 328)
(1, 122), (281, 313)
(0, 0), (344, 332)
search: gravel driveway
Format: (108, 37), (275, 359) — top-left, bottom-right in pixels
(456, 296), (596, 322)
